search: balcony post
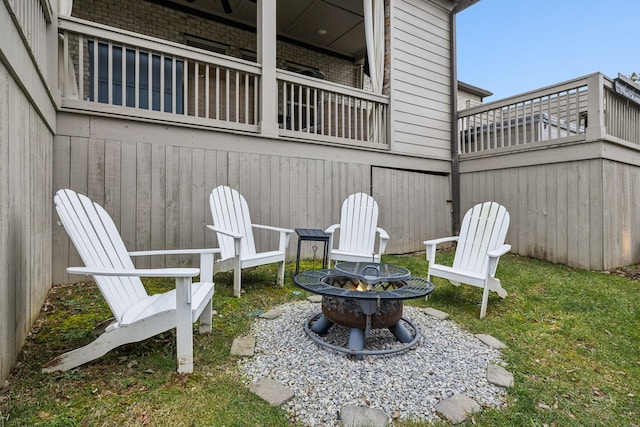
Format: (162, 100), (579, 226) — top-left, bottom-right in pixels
(257, 0), (279, 137)
(585, 73), (606, 141)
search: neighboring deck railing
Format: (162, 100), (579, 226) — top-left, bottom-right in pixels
(58, 16), (389, 148)
(605, 84), (640, 144)
(457, 73), (640, 155)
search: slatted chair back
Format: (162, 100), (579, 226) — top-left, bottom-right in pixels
(337, 192), (379, 256)
(209, 185), (257, 261)
(54, 189), (148, 324)
(453, 201), (510, 276)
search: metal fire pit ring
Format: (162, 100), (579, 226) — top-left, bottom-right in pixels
(293, 269), (434, 300)
(293, 265), (434, 359)
(304, 313), (421, 357)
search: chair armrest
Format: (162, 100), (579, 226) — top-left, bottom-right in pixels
(486, 244), (510, 277)
(68, 267), (202, 305)
(487, 244), (511, 258)
(252, 224), (293, 252)
(252, 224), (294, 234)
(423, 236), (459, 246)
(129, 248), (220, 283)
(424, 236), (459, 266)
(376, 227), (390, 254)
(129, 248), (220, 256)
(324, 224), (340, 265)
(206, 225), (243, 239)
(324, 224), (340, 235)
(67, 266), (200, 278)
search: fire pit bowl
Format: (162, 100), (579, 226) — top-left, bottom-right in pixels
(293, 263), (434, 359)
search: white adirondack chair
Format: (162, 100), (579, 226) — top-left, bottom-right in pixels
(424, 201), (511, 319)
(325, 192), (389, 265)
(207, 185), (293, 297)
(43, 189), (219, 374)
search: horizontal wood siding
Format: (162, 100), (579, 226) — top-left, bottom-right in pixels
(460, 159), (607, 270)
(373, 167), (451, 254)
(391, 0), (452, 159)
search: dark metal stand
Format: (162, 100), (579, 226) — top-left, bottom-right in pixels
(295, 228), (330, 274)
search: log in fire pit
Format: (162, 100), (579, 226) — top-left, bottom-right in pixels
(294, 262), (434, 359)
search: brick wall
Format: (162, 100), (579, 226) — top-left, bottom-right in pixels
(71, 0), (360, 86)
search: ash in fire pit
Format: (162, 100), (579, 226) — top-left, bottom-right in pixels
(293, 262), (434, 359)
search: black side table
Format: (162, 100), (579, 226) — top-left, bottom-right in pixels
(295, 228), (330, 274)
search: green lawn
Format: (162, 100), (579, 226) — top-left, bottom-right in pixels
(1, 253), (639, 426)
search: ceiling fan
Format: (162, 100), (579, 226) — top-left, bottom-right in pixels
(185, 0), (256, 15)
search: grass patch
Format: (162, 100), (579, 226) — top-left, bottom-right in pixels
(1, 254), (639, 426)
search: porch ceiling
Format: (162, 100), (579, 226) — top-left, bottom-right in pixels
(159, 0), (367, 58)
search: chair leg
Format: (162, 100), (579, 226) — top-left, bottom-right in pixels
(480, 282), (491, 319)
(175, 277), (194, 373)
(42, 317), (173, 373)
(277, 261), (285, 287)
(233, 239), (242, 297)
(198, 299), (213, 334)
(233, 256), (242, 297)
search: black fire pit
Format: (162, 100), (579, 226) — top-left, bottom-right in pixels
(294, 262), (434, 359)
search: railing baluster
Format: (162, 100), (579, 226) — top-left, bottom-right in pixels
(194, 61), (199, 117)
(159, 54), (165, 112)
(134, 49), (139, 108)
(205, 65), (210, 118)
(254, 75), (259, 124)
(244, 73), (249, 124)
(340, 94), (344, 138)
(327, 92), (332, 136)
(305, 86), (310, 133)
(215, 66), (220, 120)
(320, 90), (325, 136)
(235, 70), (239, 123)
(107, 43), (113, 105)
(121, 43), (126, 106)
(148, 52), (153, 111)
(224, 68), (231, 121)
(62, 30), (69, 97)
(79, 35), (84, 101)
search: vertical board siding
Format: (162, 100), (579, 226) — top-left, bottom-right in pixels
(460, 159), (610, 270)
(391, 0), (452, 158)
(602, 160), (640, 269)
(0, 63), (52, 383)
(52, 116), (452, 280)
(372, 167), (451, 254)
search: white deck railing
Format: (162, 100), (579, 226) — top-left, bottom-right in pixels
(58, 16), (389, 148)
(277, 70), (388, 147)
(59, 16), (261, 132)
(7, 0), (50, 73)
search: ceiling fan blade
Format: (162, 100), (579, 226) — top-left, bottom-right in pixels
(220, 0), (233, 13)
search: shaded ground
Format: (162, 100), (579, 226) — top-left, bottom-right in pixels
(608, 264), (640, 281)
